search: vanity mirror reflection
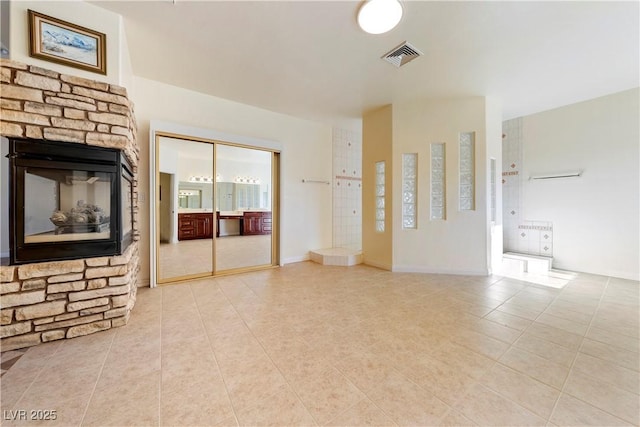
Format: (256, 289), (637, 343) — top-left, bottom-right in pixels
(178, 188), (201, 209)
(154, 134), (278, 285)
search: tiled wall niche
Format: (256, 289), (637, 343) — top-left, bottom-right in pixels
(332, 128), (362, 250)
(517, 220), (554, 256)
(502, 118), (554, 257)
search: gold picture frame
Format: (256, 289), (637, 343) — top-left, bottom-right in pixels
(28, 10), (106, 75)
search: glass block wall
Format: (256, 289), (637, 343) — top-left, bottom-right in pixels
(375, 161), (385, 233)
(430, 143), (446, 220)
(402, 153), (417, 229)
(459, 132), (475, 211)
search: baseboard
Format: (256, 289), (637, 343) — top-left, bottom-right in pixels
(282, 254), (310, 265)
(363, 259), (392, 270)
(137, 277), (151, 287)
(392, 265), (489, 276)
(552, 262), (640, 282)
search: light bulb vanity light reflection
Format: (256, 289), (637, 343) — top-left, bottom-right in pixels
(357, 0), (403, 35)
(188, 176), (214, 184)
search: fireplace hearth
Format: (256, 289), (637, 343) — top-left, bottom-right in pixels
(8, 138), (134, 264)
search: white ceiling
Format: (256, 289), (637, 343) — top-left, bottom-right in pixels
(93, 0), (639, 126)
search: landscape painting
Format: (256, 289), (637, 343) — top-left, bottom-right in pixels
(29, 10), (106, 74)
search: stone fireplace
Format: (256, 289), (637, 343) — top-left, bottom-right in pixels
(0, 59), (140, 351)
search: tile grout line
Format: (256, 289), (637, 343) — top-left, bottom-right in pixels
(545, 276), (619, 423)
(7, 265), (634, 426)
(78, 329), (117, 427)
(340, 292), (433, 424)
(446, 277), (514, 418)
(6, 341), (64, 415)
(461, 275), (567, 423)
(470, 277), (626, 423)
(216, 275), (321, 426)
(188, 282), (242, 427)
(326, 345), (402, 427)
(357, 288), (466, 425)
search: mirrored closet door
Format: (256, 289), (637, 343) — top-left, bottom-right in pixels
(157, 137), (214, 282)
(215, 144), (273, 271)
(154, 134), (278, 285)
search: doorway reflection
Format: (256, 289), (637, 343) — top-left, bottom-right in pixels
(215, 144), (272, 271)
(157, 137), (213, 281)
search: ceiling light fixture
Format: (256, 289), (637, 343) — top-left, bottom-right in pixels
(357, 0), (403, 35)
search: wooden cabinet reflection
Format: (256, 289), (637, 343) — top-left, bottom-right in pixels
(179, 211), (272, 240)
(178, 213), (213, 240)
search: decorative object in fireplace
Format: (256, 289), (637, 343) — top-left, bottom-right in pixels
(8, 138), (133, 264)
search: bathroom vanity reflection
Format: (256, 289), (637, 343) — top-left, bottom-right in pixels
(176, 179), (271, 240)
(176, 210), (271, 240)
(155, 135), (278, 284)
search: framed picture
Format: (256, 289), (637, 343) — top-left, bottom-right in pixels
(28, 10), (106, 75)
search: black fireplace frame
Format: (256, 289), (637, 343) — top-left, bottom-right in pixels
(8, 138), (133, 264)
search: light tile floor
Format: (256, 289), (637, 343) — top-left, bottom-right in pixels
(1, 262), (638, 426)
(158, 235), (272, 280)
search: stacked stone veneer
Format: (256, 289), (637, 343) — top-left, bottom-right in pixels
(0, 59), (140, 351)
(0, 246), (139, 351)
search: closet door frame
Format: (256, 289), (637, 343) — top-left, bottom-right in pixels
(149, 121), (282, 287)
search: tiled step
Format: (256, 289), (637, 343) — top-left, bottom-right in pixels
(502, 252), (553, 274)
(310, 247), (363, 266)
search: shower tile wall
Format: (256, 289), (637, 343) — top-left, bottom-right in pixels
(518, 220), (554, 256)
(502, 118), (554, 257)
(333, 128), (362, 251)
(502, 118), (523, 252)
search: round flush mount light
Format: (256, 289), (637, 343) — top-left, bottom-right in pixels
(357, 0), (403, 35)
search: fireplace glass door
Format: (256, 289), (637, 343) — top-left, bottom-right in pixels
(9, 138), (131, 264)
(23, 168), (113, 244)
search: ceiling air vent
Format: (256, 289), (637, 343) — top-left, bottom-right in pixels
(382, 41), (422, 68)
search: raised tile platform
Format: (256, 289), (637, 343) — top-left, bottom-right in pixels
(309, 248), (363, 266)
(502, 252), (553, 274)
(498, 252), (576, 288)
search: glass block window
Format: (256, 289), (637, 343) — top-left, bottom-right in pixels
(402, 153), (417, 229)
(490, 158), (496, 222)
(459, 132), (475, 211)
(430, 143), (446, 220)
(375, 161), (385, 232)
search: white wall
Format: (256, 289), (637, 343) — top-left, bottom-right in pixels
(134, 76), (332, 284)
(117, 15), (134, 90)
(391, 97), (498, 275)
(9, 1), (127, 85)
(521, 88), (639, 280)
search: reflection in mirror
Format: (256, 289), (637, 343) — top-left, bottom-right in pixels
(215, 144), (272, 271)
(157, 137), (213, 281)
(178, 188), (201, 209)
